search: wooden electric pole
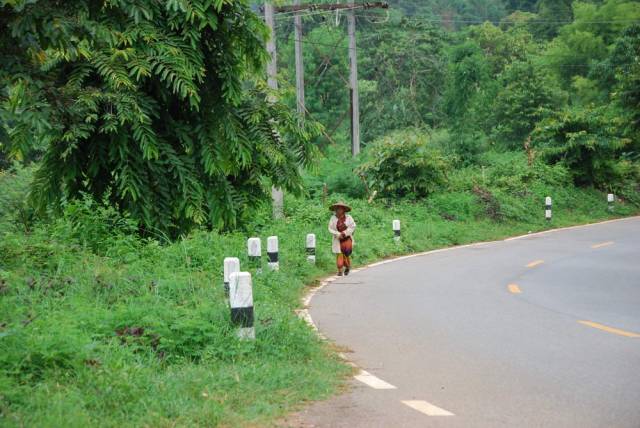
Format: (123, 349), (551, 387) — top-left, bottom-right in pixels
(347, 0), (360, 156)
(264, 2), (284, 219)
(294, 0), (305, 116)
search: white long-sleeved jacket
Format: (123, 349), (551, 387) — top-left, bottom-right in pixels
(328, 214), (356, 254)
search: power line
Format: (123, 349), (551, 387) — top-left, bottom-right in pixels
(268, 2), (388, 14)
(355, 12), (640, 25)
(272, 3), (385, 20)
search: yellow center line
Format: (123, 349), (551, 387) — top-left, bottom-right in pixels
(526, 260), (544, 268)
(508, 284), (522, 294)
(591, 241), (614, 249)
(578, 320), (640, 338)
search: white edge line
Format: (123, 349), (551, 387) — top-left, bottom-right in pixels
(353, 369), (397, 390)
(503, 216), (637, 241)
(402, 400), (454, 416)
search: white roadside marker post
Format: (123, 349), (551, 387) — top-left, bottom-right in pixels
(306, 233), (316, 264)
(223, 257), (240, 297)
(608, 193), (615, 211)
(545, 197), (552, 222)
(267, 236), (279, 271)
(248, 237), (262, 273)
(393, 219), (401, 242)
(229, 272), (255, 340)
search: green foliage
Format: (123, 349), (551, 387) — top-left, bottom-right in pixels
(282, 24), (349, 138)
(468, 22), (537, 75)
(303, 144), (367, 200)
(359, 21), (449, 142)
(51, 195), (140, 256)
(0, 164), (35, 232)
(356, 129), (450, 199)
(386, 0), (508, 29)
(491, 60), (565, 148)
(0, 0), (321, 236)
(541, 0), (640, 84)
(531, 107), (636, 188)
(443, 41), (492, 124)
(607, 25), (640, 147)
(431, 128), (488, 166)
(533, 0), (573, 40)
(1, 2), (640, 425)
(505, 0), (538, 13)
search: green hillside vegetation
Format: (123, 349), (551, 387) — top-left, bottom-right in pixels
(1, 0), (639, 426)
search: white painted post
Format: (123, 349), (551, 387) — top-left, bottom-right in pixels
(393, 219), (401, 242)
(545, 197), (552, 221)
(248, 237), (262, 273)
(229, 272), (255, 340)
(267, 236), (279, 271)
(607, 193), (615, 211)
(223, 257), (240, 297)
(306, 233), (316, 264)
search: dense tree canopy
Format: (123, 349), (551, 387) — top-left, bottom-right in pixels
(0, 0), (320, 235)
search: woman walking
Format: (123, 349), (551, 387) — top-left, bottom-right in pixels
(328, 201), (356, 276)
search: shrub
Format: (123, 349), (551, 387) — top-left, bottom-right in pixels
(531, 107), (638, 188)
(51, 194), (140, 257)
(490, 60), (565, 149)
(0, 164), (35, 232)
(303, 144), (367, 199)
(437, 129), (488, 166)
(2, 1), (321, 236)
(356, 129), (450, 199)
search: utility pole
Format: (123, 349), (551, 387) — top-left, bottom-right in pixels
(264, 2), (284, 219)
(262, 1), (389, 160)
(294, 0), (305, 116)
(265, 2), (278, 96)
(347, 0), (360, 156)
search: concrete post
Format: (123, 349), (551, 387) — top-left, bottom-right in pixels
(229, 272), (255, 340)
(393, 219), (401, 242)
(248, 237), (262, 273)
(267, 236), (279, 271)
(608, 193), (615, 211)
(306, 233), (316, 264)
(545, 197), (552, 221)
(223, 257), (240, 297)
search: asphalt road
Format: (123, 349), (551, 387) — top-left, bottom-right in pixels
(298, 217), (640, 428)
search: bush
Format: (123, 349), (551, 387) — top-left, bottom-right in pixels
(433, 129), (488, 166)
(52, 195), (140, 257)
(0, 164), (35, 232)
(303, 144), (367, 199)
(531, 107), (638, 188)
(356, 129), (450, 199)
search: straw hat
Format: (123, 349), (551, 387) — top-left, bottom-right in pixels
(330, 201), (352, 212)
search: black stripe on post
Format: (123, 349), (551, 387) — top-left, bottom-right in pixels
(306, 247), (315, 256)
(394, 230), (401, 237)
(267, 252), (278, 263)
(231, 307), (254, 328)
